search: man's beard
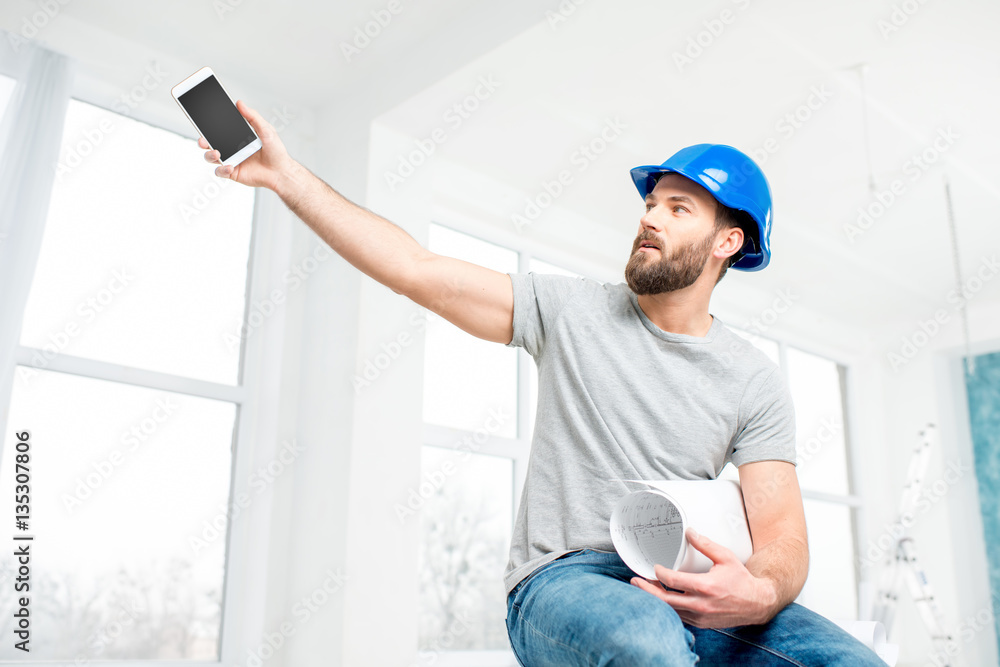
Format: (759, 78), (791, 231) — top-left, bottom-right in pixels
(625, 229), (715, 295)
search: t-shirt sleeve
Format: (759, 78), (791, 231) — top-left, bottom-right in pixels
(730, 367), (798, 467)
(505, 272), (589, 358)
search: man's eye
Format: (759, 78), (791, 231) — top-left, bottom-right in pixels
(673, 206), (689, 214)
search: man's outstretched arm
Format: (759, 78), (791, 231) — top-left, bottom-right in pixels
(630, 460), (808, 628)
(199, 99), (515, 344)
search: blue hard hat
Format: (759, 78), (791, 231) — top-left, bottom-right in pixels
(629, 144), (773, 271)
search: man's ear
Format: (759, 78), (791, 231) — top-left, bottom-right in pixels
(715, 226), (745, 261)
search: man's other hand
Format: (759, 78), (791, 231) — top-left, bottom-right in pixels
(630, 528), (779, 628)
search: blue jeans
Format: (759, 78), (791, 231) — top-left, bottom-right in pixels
(505, 549), (885, 666)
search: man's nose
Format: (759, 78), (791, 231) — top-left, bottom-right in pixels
(639, 209), (662, 232)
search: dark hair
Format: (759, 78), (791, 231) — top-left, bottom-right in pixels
(713, 203), (755, 284)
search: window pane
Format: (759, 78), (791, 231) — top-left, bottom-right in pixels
(0, 368), (234, 659)
(19, 99), (255, 385)
(797, 499), (858, 619)
(423, 224), (517, 437)
(786, 347), (850, 494)
(418, 446), (512, 651)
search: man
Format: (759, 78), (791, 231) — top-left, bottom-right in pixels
(199, 102), (884, 665)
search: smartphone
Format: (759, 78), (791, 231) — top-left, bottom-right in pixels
(171, 66), (262, 166)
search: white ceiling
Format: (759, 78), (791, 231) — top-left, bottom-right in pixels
(373, 0), (1000, 348)
(18, 0), (548, 110)
(3, 0), (997, 352)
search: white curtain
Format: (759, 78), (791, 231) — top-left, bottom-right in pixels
(0, 37), (76, 426)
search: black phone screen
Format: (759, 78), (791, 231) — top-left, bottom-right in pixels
(178, 75), (257, 162)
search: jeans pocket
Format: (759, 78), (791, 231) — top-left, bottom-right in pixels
(511, 558), (559, 604)
(510, 549), (593, 610)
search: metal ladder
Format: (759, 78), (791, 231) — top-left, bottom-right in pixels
(871, 423), (956, 666)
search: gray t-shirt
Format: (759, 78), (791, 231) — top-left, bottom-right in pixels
(502, 272), (797, 596)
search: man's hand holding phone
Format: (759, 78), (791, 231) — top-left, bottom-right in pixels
(200, 100), (298, 193)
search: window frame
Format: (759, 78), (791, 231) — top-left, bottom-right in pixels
(0, 62), (290, 665)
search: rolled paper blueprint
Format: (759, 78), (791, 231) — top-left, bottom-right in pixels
(830, 619), (897, 666)
(610, 479), (753, 579)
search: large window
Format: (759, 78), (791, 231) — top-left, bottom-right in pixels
(0, 97), (256, 659)
(20, 99), (254, 384)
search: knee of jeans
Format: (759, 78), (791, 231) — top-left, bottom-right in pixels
(599, 624), (697, 666)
